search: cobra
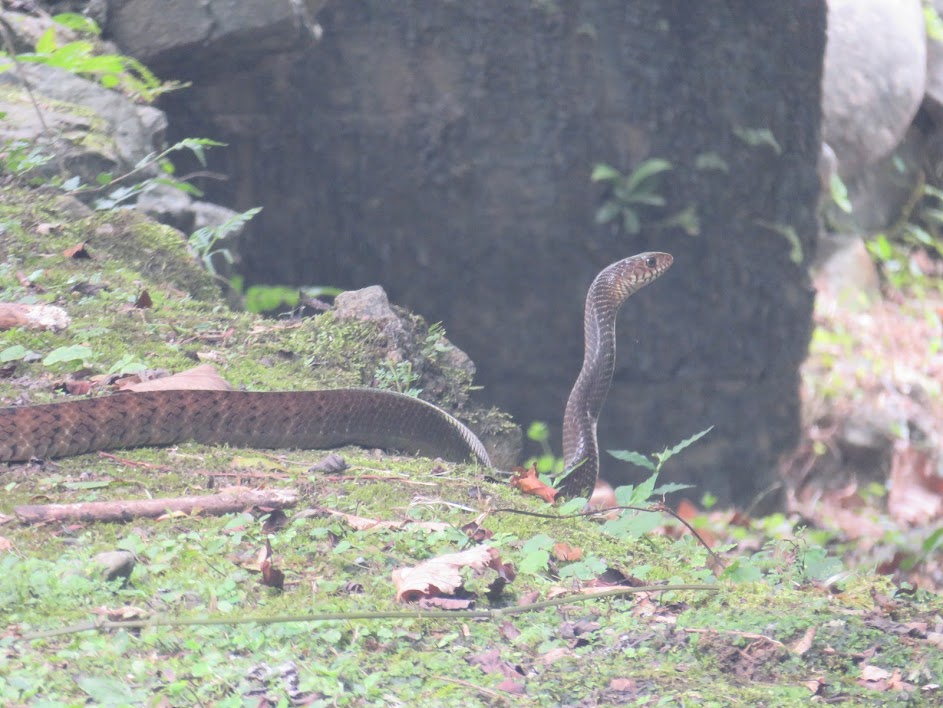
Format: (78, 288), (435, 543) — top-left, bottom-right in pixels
(0, 252), (672, 497)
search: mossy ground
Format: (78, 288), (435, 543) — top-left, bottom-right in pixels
(0, 190), (940, 706)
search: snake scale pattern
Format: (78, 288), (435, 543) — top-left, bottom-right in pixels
(0, 252), (672, 497)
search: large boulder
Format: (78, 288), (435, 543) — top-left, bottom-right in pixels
(822, 0), (926, 177)
(112, 1), (827, 505)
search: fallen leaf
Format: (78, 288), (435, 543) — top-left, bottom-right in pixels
(90, 605), (148, 621)
(588, 479), (617, 514)
(62, 241), (90, 259)
(392, 545), (513, 602)
(859, 665), (891, 682)
(540, 647), (569, 665)
(36, 222), (62, 235)
(610, 678), (638, 692)
(325, 509), (450, 533)
(461, 521), (494, 542)
(802, 677), (826, 695)
(418, 597), (473, 610)
(196, 350), (227, 364)
(467, 648), (524, 679)
(790, 626), (817, 655)
(510, 465), (557, 503)
(496, 679), (525, 695)
(552, 542), (582, 562)
(499, 622), (521, 640)
(65, 380), (93, 396)
(887, 442), (942, 525)
(122, 364), (232, 392)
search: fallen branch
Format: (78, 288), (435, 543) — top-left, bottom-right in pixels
(14, 488), (297, 524)
(20, 583), (721, 640)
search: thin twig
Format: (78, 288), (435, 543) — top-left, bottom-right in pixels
(19, 583), (720, 640)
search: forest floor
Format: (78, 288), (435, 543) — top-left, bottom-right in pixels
(0, 190), (941, 706)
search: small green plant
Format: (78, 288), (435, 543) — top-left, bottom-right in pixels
(374, 360), (422, 397)
(0, 13), (180, 101)
(592, 159), (672, 234)
(188, 206), (262, 275)
(596, 427), (711, 538)
(525, 421), (565, 475)
(866, 181), (943, 293)
(592, 159), (699, 236)
(0, 139), (53, 178)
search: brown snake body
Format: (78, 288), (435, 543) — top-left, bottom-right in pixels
(0, 252), (672, 497)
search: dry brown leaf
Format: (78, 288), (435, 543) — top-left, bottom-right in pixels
(802, 677), (826, 695)
(552, 542), (582, 562)
(887, 443), (943, 525)
(392, 545), (508, 602)
(325, 509), (449, 532)
(790, 626), (817, 655)
(64, 380), (93, 396)
(510, 465), (557, 503)
(122, 364), (233, 392)
(36, 222), (62, 236)
(610, 678), (638, 692)
(62, 241), (90, 259)
(91, 605), (148, 621)
(859, 665), (891, 682)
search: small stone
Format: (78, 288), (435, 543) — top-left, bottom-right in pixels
(92, 550), (136, 586)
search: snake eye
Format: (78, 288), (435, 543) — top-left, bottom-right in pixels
(645, 256), (657, 268)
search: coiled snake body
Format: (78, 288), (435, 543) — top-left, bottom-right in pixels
(0, 252), (672, 497)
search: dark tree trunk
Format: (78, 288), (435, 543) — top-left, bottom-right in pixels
(154, 0), (826, 504)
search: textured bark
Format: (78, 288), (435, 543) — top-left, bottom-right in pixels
(154, 1), (826, 504)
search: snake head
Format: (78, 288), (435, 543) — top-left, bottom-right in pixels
(595, 252), (673, 303)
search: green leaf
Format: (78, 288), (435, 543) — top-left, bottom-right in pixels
(42, 344), (93, 366)
(720, 557), (764, 582)
(607, 449), (656, 471)
(621, 208), (640, 234)
(623, 158), (672, 193)
(557, 497), (588, 515)
(615, 472), (659, 507)
(35, 28), (58, 54)
(52, 12), (102, 36)
(595, 201), (621, 224)
(602, 509), (662, 539)
(732, 126), (782, 154)
(925, 4), (943, 41)
(591, 163), (621, 182)
(62, 480), (112, 490)
(0, 344), (31, 362)
(829, 173), (852, 213)
(651, 482), (695, 496)
(75, 675), (147, 705)
(655, 426), (714, 464)
(526, 421), (549, 443)
(694, 152), (729, 172)
(620, 192), (666, 207)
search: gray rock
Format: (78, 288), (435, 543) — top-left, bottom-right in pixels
(106, 0), (327, 76)
(823, 0), (926, 176)
(924, 1), (943, 124)
(92, 550), (136, 586)
(0, 62), (166, 188)
(812, 233), (882, 307)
